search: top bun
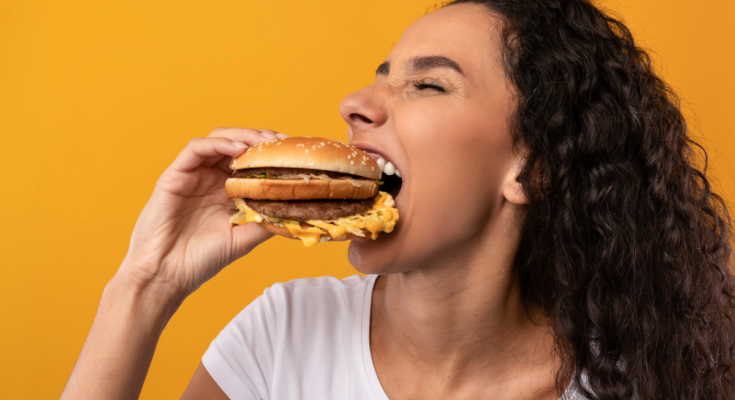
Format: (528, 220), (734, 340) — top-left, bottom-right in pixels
(229, 137), (381, 180)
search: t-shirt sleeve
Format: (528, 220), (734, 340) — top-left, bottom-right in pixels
(202, 286), (283, 400)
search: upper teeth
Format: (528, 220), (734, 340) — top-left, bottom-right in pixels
(377, 158), (399, 176)
(366, 152), (401, 177)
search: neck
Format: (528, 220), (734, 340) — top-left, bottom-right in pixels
(378, 263), (528, 361)
(370, 204), (559, 396)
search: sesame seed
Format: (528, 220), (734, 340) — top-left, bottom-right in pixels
(362, 161), (366, 165)
(305, 149), (309, 154)
(371, 167), (374, 171)
(320, 142), (325, 146)
(310, 162), (315, 166)
(351, 160), (354, 165)
(276, 142), (281, 145)
(312, 145), (316, 150)
(347, 155), (351, 159)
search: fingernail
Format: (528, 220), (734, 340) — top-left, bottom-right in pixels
(232, 141), (248, 148)
(275, 133), (290, 139)
(259, 132), (277, 139)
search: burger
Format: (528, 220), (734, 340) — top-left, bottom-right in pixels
(226, 136), (399, 247)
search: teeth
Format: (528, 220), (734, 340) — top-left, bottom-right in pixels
(366, 152), (402, 178)
(377, 158), (386, 172)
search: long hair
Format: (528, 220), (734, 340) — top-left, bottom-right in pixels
(446, 1), (735, 398)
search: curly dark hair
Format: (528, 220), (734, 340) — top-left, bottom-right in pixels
(445, 0), (735, 399)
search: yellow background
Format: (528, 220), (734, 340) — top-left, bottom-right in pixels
(1, 0), (733, 398)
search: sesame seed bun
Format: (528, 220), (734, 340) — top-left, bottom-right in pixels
(225, 177), (379, 200)
(229, 137), (381, 180)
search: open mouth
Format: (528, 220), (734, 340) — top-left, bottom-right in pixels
(358, 150), (404, 200)
(381, 170), (403, 200)
(362, 151), (403, 200)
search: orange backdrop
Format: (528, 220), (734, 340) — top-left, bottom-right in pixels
(1, 0), (733, 398)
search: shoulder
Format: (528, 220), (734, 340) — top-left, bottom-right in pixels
(265, 274), (372, 307)
(202, 275), (376, 400)
(219, 274), (373, 340)
(258, 274), (373, 333)
(271, 273), (372, 291)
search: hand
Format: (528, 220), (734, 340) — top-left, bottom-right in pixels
(118, 128), (287, 299)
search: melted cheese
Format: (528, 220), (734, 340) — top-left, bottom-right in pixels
(306, 220), (348, 241)
(229, 198), (263, 225)
(229, 192), (399, 246)
(284, 222), (324, 247)
(309, 191), (399, 241)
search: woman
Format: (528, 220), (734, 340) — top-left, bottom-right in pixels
(61, 1), (735, 399)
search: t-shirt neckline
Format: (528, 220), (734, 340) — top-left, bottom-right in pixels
(359, 274), (390, 400)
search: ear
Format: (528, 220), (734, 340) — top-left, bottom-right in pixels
(501, 157), (529, 205)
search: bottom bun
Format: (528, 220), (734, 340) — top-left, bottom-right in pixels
(257, 221), (371, 242)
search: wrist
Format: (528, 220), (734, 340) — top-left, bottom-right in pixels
(107, 266), (187, 329)
(61, 265), (184, 400)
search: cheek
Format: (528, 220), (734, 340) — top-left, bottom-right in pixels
(396, 100), (514, 247)
(401, 98), (513, 201)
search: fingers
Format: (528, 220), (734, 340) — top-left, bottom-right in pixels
(257, 129), (290, 140)
(171, 137), (250, 173)
(231, 223), (274, 260)
(170, 128), (292, 173)
(206, 128), (290, 173)
(208, 127), (290, 144)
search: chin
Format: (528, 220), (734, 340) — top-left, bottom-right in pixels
(347, 231), (405, 275)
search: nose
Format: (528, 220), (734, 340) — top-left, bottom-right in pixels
(339, 84), (389, 136)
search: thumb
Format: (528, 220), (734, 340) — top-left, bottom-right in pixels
(230, 222), (274, 261)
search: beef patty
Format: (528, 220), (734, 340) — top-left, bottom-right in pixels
(245, 198), (374, 221)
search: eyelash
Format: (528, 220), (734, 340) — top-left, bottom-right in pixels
(412, 80), (447, 93)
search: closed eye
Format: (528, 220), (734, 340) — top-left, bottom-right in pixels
(412, 81), (446, 93)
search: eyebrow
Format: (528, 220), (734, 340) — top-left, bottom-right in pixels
(375, 56), (465, 77)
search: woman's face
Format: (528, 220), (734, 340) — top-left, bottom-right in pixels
(342, 3), (520, 274)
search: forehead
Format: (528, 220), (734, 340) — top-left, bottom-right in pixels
(387, 3), (501, 79)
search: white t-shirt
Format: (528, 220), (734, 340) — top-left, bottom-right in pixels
(202, 274), (581, 400)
